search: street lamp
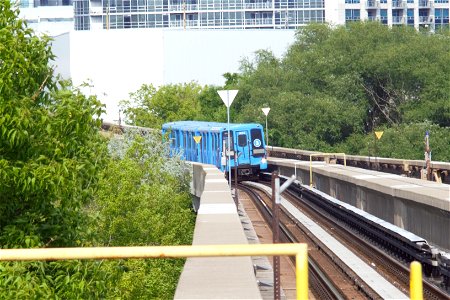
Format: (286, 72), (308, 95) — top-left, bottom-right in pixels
(262, 107), (270, 147)
(218, 90), (239, 188)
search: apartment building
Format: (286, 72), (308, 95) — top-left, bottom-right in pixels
(71, 0), (448, 31)
(342, 0), (450, 31)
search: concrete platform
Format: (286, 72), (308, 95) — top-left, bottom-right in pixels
(175, 163), (262, 299)
(269, 158), (450, 251)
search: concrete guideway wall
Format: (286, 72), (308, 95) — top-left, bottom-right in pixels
(175, 163), (262, 299)
(269, 158), (450, 251)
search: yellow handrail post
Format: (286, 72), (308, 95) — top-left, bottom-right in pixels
(309, 152), (346, 187)
(410, 261), (423, 300)
(296, 244), (308, 300)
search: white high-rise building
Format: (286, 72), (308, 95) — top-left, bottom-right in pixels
(13, 1), (449, 32)
(71, 0), (448, 31)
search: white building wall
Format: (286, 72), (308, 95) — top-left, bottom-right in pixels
(59, 29), (295, 121)
(325, 0), (346, 26)
(19, 6), (73, 36)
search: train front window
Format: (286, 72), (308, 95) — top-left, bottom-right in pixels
(238, 133), (247, 147)
(251, 128), (265, 157)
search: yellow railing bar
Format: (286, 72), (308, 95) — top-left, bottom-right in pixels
(410, 261), (423, 300)
(0, 243), (308, 300)
(309, 152), (346, 187)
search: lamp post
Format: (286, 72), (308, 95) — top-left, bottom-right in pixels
(262, 107), (270, 147)
(218, 90), (239, 188)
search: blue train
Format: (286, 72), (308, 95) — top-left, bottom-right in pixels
(162, 121), (268, 179)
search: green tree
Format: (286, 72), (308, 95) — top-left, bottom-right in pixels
(1, 2), (111, 298)
(90, 131), (194, 298)
(0, 1), (106, 249)
(122, 82), (203, 128)
(233, 22), (450, 160)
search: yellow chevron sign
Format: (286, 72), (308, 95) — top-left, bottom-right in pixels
(193, 136), (202, 144)
(375, 131), (384, 140)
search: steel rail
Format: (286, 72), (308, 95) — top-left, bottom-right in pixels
(239, 184), (346, 300)
(282, 180), (449, 300)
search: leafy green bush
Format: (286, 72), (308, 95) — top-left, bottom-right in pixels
(88, 131), (195, 298)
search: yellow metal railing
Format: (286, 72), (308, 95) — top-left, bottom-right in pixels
(309, 153), (346, 187)
(410, 261), (423, 300)
(0, 243), (308, 300)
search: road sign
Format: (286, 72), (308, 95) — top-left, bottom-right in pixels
(193, 136), (202, 144)
(375, 131), (384, 140)
(217, 90), (238, 108)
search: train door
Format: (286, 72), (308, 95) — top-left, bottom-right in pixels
(236, 130), (251, 165)
(222, 131), (234, 171)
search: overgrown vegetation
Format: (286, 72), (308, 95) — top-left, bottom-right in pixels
(122, 22), (449, 161)
(0, 2), (194, 297)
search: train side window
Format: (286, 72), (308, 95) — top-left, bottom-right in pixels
(238, 132), (247, 147)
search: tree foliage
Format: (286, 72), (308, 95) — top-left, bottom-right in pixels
(122, 82), (205, 128)
(232, 22), (450, 160)
(1, 3), (194, 298)
(122, 22), (449, 161)
(87, 131), (194, 298)
(0, 0), (106, 250)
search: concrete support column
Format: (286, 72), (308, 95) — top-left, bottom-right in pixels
(393, 198), (407, 229)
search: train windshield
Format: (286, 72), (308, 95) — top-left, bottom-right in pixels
(238, 133), (247, 147)
(251, 128), (265, 157)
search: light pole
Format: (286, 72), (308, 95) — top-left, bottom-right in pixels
(218, 90), (239, 188)
(262, 107), (270, 147)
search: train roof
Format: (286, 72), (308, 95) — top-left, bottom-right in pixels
(162, 121), (263, 133)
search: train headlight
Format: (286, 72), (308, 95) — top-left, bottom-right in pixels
(261, 158), (267, 164)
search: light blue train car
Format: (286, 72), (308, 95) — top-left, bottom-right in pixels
(162, 121), (268, 179)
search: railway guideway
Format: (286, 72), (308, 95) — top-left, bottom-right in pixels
(268, 157), (450, 251)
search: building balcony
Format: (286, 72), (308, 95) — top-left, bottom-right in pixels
(244, 17), (273, 25)
(418, 1), (431, 8)
(245, 2), (273, 10)
(392, 0), (405, 8)
(345, 17), (361, 22)
(90, 6), (102, 15)
(366, 0), (379, 8)
(392, 16), (404, 23)
(418, 15), (432, 22)
(169, 4), (200, 11)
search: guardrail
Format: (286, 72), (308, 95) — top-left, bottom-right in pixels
(309, 152), (346, 187)
(0, 243), (309, 300)
(269, 146), (449, 184)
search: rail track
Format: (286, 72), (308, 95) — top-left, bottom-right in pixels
(238, 184), (372, 299)
(238, 178), (450, 299)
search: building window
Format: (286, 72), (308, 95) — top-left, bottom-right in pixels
(380, 9), (387, 24)
(435, 8), (449, 26)
(345, 9), (360, 21)
(407, 8), (414, 24)
(345, 0), (360, 3)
